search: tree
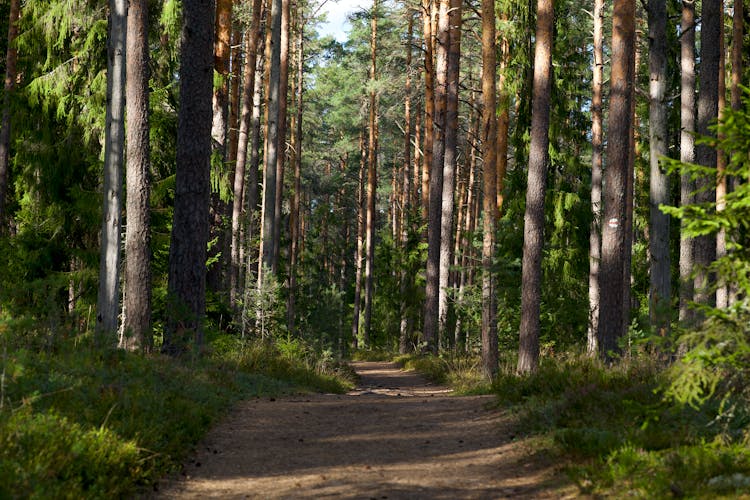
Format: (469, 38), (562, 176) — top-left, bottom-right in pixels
(480, 0), (498, 378)
(587, 0), (604, 354)
(363, 0), (379, 345)
(272, 0), (291, 268)
(231, 0), (264, 306)
(164, 0), (216, 355)
(518, 0), (554, 374)
(423, 0), (449, 351)
(647, 0), (670, 334)
(693, 0), (721, 311)
(0, 0), (20, 229)
(678, 0), (695, 325)
(437, 0), (462, 342)
(598, 0), (635, 357)
(96, 0), (128, 340)
(122, 0), (152, 350)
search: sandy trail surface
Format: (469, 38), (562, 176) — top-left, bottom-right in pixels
(157, 361), (575, 499)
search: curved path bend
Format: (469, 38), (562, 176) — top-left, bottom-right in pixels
(158, 361), (575, 499)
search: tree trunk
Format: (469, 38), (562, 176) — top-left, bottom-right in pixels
(647, 0), (671, 334)
(258, 0), (282, 284)
(678, 0), (695, 325)
(228, 27), (242, 166)
(0, 0), (20, 228)
(288, 11), (304, 336)
(480, 0), (498, 379)
(421, 0), (435, 223)
(598, 0), (635, 358)
(715, 19), (727, 309)
(728, 0), (743, 306)
(272, 0), (291, 270)
(587, 0), (604, 355)
(122, 0), (151, 351)
(96, 0), (128, 341)
(399, 13), (414, 354)
(363, 0), (379, 346)
(424, 0), (449, 352)
(496, 19), (510, 215)
(230, 0), (263, 306)
(437, 0), (462, 344)
(518, 0), (554, 374)
(352, 130), (366, 349)
(165, 0), (215, 355)
(693, 0), (721, 311)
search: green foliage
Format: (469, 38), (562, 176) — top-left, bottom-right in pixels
(0, 334), (353, 497)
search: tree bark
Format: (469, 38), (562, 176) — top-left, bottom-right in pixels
(165, 0), (215, 354)
(437, 0), (462, 344)
(0, 0), (20, 229)
(678, 0), (695, 325)
(288, 11), (304, 336)
(587, 0), (604, 355)
(363, 0), (379, 346)
(421, 0), (435, 223)
(96, 0), (128, 341)
(231, 0), (264, 306)
(716, 19), (727, 309)
(693, 0), (720, 311)
(480, 0), (498, 379)
(122, 0), (152, 351)
(399, 13), (414, 354)
(496, 18), (510, 215)
(423, 0), (449, 352)
(518, 0), (554, 374)
(598, 0), (635, 358)
(647, 0), (671, 334)
(352, 130), (366, 348)
(258, 0), (282, 284)
(272, 0), (291, 269)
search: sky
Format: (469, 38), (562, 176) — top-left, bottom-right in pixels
(316, 0), (372, 42)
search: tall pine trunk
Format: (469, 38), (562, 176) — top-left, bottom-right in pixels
(678, 0), (695, 325)
(231, 0), (264, 306)
(421, 0), (435, 222)
(0, 0), (20, 228)
(424, 0), (449, 351)
(693, 0), (721, 311)
(258, 0), (282, 284)
(122, 0), (152, 350)
(399, 13), (414, 354)
(598, 0), (635, 357)
(363, 0), (379, 346)
(518, 0), (554, 374)
(272, 0), (291, 269)
(647, 0), (671, 334)
(480, 0), (498, 379)
(352, 130), (366, 348)
(165, 0), (215, 354)
(96, 0), (128, 341)
(587, 0), (604, 354)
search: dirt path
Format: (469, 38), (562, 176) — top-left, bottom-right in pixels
(157, 361), (576, 499)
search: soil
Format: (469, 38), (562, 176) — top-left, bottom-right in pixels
(156, 361), (579, 499)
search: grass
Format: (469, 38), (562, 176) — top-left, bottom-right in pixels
(492, 354), (750, 498)
(0, 334), (354, 498)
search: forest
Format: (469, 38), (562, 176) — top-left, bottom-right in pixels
(0, 0), (749, 495)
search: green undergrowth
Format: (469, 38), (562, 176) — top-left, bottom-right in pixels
(0, 334), (353, 498)
(493, 354), (750, 498)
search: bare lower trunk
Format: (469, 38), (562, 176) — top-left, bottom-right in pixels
(399, 13), (414, 354)
(693, 0), (720, 312)
(587, 0), (604, 355)
(122, 0), (152, 350)
(678, 0), (695, 325)
(715, 22), (727, 309)
(480, 0), (498, 379)
(598, 0), (635, 358)
(272, 0), (291, 270)
(165, 0), (215, 354)
(96, 0), (128, 341)
(518, 0), (554, 374)
(352, 131), (366, 348)
(421, 0), (435, 223)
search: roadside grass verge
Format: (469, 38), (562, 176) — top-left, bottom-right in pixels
(0, 334), (353, 498)
(493, 354), (750, 498)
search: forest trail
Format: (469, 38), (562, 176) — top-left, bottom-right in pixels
(158, 362), (576, 499)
